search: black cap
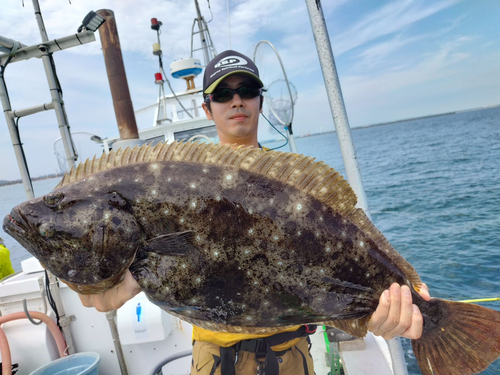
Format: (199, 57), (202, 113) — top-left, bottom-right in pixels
(203, 50), (264, 94)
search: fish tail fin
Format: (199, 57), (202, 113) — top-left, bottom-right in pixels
(412, 298), (500, 375)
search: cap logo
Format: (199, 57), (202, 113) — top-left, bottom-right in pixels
(214, 56), (248, 68)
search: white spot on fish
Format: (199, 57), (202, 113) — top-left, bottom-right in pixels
(269, 198), (274, 205)
(297, 231), (302, 236)
(265, 288), (270, 293)
(68, 270), (76, 277)
(216, 196), (221, 201)
(246, 316), (252, 321)
(326, 247), (331, 252)
(278, 261), (283, 266)
(213, 251), (219, 257)
(254, 281), (258, 285)
(320, 269), (325, 274)
(359, 241), (365, 247)
(355, 257), (359, 262)
(142, 217), (146, 221)
(341, 231), (346, 237)
(203, 168), (208, 173)
(164, 210), (169, 215)
(248, 209), (253, 214)
(297, 204), (302, 210)
(247, 271), (251, 275)
(104, 213), (110, 220)
(337, 242), (342, 248)
(226, 175), (232, 180)
(190, 183), (196, 189)
(180, 218), (185, 223)
(245, 249), (251, 254)
(151, 164), (159, 170)
(300, 282), (303, 287)
(167, 178), (171, 182)
(191, 201), (197, 208)
(264, 301), (269, 306)
(320, 217), (323, 221)
(151, 190), (157, 195)
(316, 232), (320, 237)
(196, 236), (201, 241)
(273, 236), (279, 241)
(191, 298), (197, 303)
(136, 199), (141, 203)
(186, 310), (192, 314)
(196, 277), (201, 283)
(248, 229), (254, 234)
(135, 179), (139, 182)
(182, 264), (186, 268)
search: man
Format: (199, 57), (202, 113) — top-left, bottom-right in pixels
(79, 50), (431, 374)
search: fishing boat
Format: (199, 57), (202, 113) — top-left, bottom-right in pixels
(1, 1), (498, 375)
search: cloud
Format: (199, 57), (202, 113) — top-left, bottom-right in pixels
(332, 0), (460, 55)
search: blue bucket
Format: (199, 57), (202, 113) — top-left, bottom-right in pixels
(29, 352), (100, 375)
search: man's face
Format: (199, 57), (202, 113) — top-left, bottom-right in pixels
(202, 74), (262, 147)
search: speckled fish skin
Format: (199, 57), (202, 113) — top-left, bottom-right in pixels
(127, 160), (408, 329)
(3, 180), (143, 293)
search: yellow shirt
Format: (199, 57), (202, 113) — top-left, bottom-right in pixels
(0, 245), (15, 279)
(192, 325), (302, 350)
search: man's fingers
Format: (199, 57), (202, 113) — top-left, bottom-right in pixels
(400, 305), (424, 340)
(77, 271), (141, 312)
(419, 283), (431, 301)
(381, 285), (413, 340)
(369, 289), (391, 335)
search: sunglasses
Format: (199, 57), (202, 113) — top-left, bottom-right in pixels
(207, 85), (262, 103)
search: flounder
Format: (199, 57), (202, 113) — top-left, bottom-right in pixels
(3, 142), (500, 375)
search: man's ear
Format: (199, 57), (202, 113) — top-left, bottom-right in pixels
(202, 102), (213, 120)
(260, 96), (264, 113)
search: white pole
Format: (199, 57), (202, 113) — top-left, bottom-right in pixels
(303, 0), (369, 214)
(304, 1), (409, 374)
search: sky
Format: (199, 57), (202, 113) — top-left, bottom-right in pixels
(0, 0), (499, 181)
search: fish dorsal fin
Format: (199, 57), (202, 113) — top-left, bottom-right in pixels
(57, 142), (422, 288)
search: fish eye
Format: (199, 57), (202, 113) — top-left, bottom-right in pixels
(39, 222), (55, 238)
(44, 191), (64, 206)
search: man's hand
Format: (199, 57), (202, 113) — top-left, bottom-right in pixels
(369, 283), (431, 340)
(78, 271), (141, 312)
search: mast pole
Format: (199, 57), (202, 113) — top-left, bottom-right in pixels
(194, 0), (210, 66)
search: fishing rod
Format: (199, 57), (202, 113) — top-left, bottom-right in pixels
(458, 297), (500, 303)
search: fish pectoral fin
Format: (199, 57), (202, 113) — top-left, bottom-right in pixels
(145, 231), (194, 255)
(324, 315), (371, 338)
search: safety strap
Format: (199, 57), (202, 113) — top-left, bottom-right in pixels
(220, 325), (317, 375)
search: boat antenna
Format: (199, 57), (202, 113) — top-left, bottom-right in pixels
(151, 18), (194, 121)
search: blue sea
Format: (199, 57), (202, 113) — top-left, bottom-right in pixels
(1, 106), (499, 374)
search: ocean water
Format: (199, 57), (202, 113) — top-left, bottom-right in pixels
(1, 107), (499, 374)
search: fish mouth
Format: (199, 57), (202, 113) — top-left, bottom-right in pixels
(3, 212), (27, 237)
